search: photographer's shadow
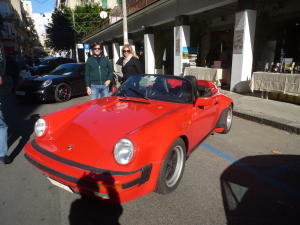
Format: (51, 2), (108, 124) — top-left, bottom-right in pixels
(69, 172), (123, 225)
(220, 154), (300, 225)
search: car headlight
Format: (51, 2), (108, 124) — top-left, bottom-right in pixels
(35, 118), (46, 137)
(114, 138), (134, 165)
(43, 79), (52, 87)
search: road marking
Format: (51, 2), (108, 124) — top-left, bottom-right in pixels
(201, 142), (300, 200)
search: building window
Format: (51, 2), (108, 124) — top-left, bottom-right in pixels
(117, 0), (121, 6)
(102, 0), (107, 8)
(0, 2), (10, 18)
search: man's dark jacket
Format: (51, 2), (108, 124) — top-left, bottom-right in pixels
(85, 55), (113, 87)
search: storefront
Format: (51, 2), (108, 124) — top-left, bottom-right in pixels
(82, 0), (299, 93)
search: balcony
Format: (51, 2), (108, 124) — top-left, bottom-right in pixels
(83, 0), (160, 39)
(1, 31), (16, 40)
(127, 0), (157, 15)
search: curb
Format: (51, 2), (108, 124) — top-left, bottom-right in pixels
(233, 111), (300, 135)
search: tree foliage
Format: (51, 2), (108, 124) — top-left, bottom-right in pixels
(46, 3), (111, 51)
(45, 10), (75, 51)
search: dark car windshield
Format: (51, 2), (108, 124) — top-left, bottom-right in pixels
(40, 58), (59, 65)
(112, 75), (193, 103)
(48, 64), (81, 75)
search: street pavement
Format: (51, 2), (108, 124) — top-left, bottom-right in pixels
(1, 75), (299, 135)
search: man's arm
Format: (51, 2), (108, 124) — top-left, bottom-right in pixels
(0, 76), (3, 85)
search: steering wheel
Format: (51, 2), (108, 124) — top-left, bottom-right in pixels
(161, 92), (176, 96)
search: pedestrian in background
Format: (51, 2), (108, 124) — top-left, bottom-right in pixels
(85, 42), (113, 100)
(116, 44), (143, 83)
(6, 56), (20, 93)
(19, 64), (31, 81)
(0, 74), (11, 165)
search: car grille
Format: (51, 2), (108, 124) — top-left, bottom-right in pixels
(18, 81), (43, 91)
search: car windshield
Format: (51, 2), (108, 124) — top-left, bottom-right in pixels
(48, 64), (81, 75)
(112, 75), (193, 103)
(40, 59), (58, 65)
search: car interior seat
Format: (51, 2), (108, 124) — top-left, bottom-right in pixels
(149, 78), (169, 95)
(198, 85), (212, 96)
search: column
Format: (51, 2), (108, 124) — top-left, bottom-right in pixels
(102, 41), (109, 57)
(112, 38), (120, 71)
(144, 27), (155, 74)
(230, 0), (256, 92)
(174, 15), (190, 76)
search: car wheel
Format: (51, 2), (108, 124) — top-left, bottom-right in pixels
(155, 138), (186, 194)
(55, 83), (71, 102)
(222, 104), (233, 134)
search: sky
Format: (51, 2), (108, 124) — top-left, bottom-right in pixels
(29, 0), (56, 14)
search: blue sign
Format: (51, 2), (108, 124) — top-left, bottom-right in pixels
(84, 44), (90, 52)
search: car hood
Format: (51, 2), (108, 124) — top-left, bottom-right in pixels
(30, 65), (49, 70)
(22, 75), (66, 84)
(32, 74), (66, 81)
(36, 97), (184, 166)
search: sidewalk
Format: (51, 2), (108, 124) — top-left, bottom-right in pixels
(221, 89), (300, 135)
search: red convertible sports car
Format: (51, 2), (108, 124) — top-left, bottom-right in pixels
(24, 74), (233, 203)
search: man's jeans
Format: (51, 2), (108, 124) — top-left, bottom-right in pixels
(0, 106), (8, 158)
(91, 84), (109, 100)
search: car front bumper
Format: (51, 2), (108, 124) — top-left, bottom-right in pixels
(24, 140), (154, 203)
(15, 89), (55, 102)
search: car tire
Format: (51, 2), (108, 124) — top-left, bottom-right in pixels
(55, 83), (71, 102)
(155, 138), (186, 195)
(222, 104), (233, 134)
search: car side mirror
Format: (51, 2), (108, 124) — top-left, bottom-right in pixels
(195, 97), (213, 107)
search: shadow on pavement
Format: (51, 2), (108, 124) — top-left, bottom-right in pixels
(221, 154), (300, 225)
(8, 113), (40, 161)
(0, 77), (41, 161)
(69, 172), (123, 225)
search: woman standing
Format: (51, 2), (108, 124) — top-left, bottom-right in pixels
(85, 42), (113, 100)
(116, 44), (143, 83)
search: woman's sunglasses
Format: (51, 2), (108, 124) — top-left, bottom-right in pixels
(123, 50), (131, 53)
(93, 48), (101, 50)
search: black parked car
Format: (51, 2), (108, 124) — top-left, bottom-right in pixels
(16, 63), (86, 102)
(29, 57), (76, 76)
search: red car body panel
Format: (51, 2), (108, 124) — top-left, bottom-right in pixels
(24, 76), (233, 203)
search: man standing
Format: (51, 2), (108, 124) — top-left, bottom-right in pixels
(0, 75), (11, 164)
(85, 42), (113, 100)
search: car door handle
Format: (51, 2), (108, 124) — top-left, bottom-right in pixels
(214, 101), (218, 105)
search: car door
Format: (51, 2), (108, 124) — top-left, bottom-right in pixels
(188, 94), (220, 148)
(72, 65), (86, 95)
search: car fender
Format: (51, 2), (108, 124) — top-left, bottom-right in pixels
(96, 105), (191, 172)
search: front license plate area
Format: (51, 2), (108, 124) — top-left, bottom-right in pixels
(15, 91), (25, 96)
(47, 177), (74, 193)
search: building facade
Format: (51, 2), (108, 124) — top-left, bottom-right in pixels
(0, 0), (37, 75)
(80, 0), (300, 92)
(55, 0), (120, 10)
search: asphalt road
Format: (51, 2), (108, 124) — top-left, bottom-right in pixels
(1, 91), (300, 225)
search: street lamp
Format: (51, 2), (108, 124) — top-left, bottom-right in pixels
(72, 10), (79, 63)
(99, 11), (107, 19)
(122, 0), (128, 45)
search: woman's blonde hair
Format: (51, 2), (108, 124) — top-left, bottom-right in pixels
(122, 44), (139, 58)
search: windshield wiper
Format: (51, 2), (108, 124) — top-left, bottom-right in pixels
(128, 88), (149, 100)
